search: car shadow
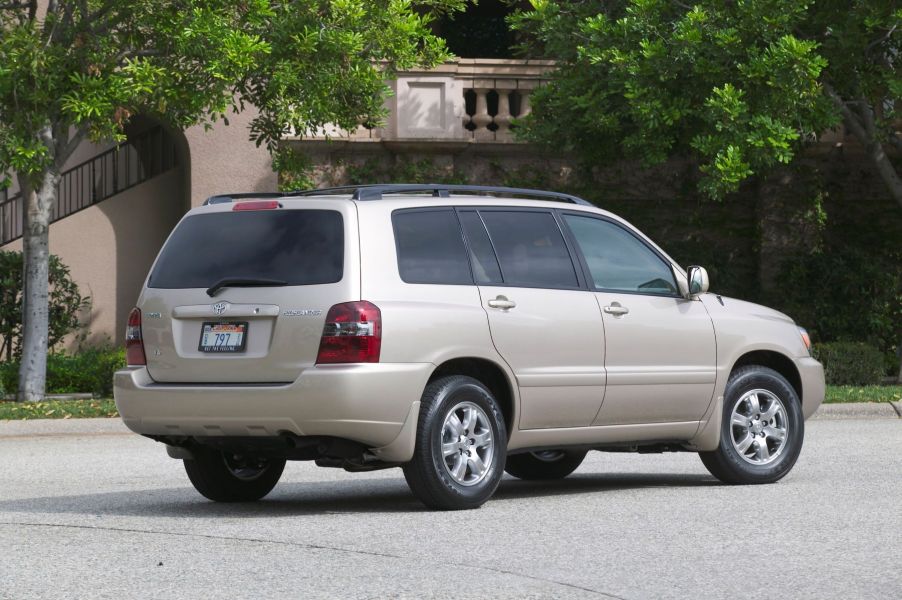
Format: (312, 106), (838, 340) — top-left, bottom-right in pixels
(0, 472), (719, 518)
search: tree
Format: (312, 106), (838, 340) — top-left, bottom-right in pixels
(510, 0), (901, 205)
(0, 0), (459, 401)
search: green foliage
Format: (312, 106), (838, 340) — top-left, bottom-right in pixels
(510, 0), (900, 199)
(0, 250), (88, 360)
(339, 157), (468, 185)
(273, 147), (315, 192)
(812, 342), (886, 386)
(0, 0), (463, 188)
(0, 346), (125, 397)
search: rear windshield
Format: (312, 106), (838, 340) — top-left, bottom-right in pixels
(148, 209), (344, 289)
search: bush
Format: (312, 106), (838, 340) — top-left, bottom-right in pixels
(0, 250), (89, 360)
(776, 238), (902, 379)
(0, 346), (125, 398)
(812, 342), (885, 386)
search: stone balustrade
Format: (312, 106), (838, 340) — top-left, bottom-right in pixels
(294, 59), (555, 144)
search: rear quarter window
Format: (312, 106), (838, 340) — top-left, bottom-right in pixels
(148, 209), (344, 288)
(392, 209), (473, 285)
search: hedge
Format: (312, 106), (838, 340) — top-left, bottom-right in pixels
(0, 347), (124, 398)
(812, 342), (885, 386)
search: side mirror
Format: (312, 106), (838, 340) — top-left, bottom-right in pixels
(687, 265), (709, 296)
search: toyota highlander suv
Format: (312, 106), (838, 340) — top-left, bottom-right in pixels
(114, 184), (825, 510)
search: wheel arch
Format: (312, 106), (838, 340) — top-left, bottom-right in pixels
(428, 357), (517, 435)
(731, 350), (803, 405)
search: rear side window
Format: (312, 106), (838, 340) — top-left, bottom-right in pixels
(148, 210), (344, 288)
(393, 209), (472, 285)
(479, 211), (579, 288)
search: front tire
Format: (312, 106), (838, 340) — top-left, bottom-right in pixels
(505, 450), (587, 480)
(700, 366), (804, 484)
(183, 446), (285, 502)
(403, 375), (507, 510)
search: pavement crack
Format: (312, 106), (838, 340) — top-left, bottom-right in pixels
(0, 520), (400, 559)
(0, 520), (628, 598)
(461, 564), (628, 599)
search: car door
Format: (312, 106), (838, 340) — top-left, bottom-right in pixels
(561, 213), (717, 425)
(458, 209), (606, 430)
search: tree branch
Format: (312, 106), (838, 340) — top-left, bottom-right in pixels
(824, 84), (902, 210)
(865, 24), (897, 56)
(824, 84), (868, 141)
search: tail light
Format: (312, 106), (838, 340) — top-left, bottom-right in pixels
(126, 307), (146, 366)
(316, 301), (381, 364)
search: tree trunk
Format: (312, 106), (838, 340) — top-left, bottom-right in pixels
(16, 135), (60, 402)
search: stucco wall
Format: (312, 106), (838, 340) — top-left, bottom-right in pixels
(2, 168), (185, 347)
(184, 108), (277, 207)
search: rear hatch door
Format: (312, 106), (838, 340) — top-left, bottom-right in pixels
(139, 200), (359, 383)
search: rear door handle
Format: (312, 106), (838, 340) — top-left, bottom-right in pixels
(603, 303), (629, 316)
(487, 295), (516, 310)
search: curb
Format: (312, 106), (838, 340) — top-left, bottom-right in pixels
(0, 417), (129, 438)
(811, 402), (901, 420)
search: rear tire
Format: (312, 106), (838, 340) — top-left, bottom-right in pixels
(505, 450), (587, 480)
(403, 375), (507, 510)
(699, 365), (804, 485)
(183, 446), (285, 502)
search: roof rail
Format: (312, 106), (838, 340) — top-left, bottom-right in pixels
(203, 192), (286, 205)
(291, 184), (594, 206)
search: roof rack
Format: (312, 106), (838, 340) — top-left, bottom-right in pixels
(291, 184), (594, 206)
(203, 185), (594, 207)
(203, 192), (286, 205)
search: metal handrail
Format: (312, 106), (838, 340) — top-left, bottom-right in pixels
(0, 126), (178, 246)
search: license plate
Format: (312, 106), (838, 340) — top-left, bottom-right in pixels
(198, 322), (248, 353)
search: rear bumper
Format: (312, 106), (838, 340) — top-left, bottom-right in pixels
(797, 357), (825, 419)
(113, 363), (432, 454)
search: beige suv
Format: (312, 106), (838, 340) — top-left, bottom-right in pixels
(114, 184), (824, 510)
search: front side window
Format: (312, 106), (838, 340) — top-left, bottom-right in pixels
(479, 211), (579, 288)
(393, 209), (472, 285)
(563, 214), (678, 295)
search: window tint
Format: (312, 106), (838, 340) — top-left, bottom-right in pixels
(393, 209), (472, 285)
(148, 210), (344, 289)
(563, 215), (677, 295)
(480, 211), (578, 288)
(459, 211), (503, 284)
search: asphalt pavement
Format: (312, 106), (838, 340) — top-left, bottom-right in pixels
(1, 413), (899, 599)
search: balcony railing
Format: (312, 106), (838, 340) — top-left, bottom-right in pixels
(0, 126), (178, 246)
(294, 59), (555, 144)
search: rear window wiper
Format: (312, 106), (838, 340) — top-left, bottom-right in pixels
(206, 277), (288, 297)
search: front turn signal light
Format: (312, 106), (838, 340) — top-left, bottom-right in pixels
(798, 327), (811, 354)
